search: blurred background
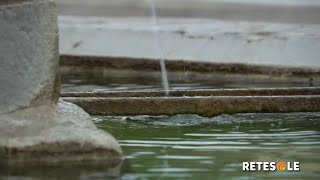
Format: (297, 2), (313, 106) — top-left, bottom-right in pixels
(57, 0), (320, 68)
(56, 0), (320, 24)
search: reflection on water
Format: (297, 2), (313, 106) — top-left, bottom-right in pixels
(61, 74), (312, 92)
(0, 162), (124, 180)
(1, 113), (319, 179)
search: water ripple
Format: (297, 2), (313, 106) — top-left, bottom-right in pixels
(119, 140), (251, 145)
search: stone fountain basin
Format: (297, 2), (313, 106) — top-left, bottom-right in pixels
(60, 55), (320, 117)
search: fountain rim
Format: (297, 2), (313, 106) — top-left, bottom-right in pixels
(60, 55), (320, 79)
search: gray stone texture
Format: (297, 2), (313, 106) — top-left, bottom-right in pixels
(0, 0), (59, 115)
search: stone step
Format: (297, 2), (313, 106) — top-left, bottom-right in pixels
(62, 89), (320, 117)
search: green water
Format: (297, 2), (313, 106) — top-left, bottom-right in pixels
(94, 113), (320, 179)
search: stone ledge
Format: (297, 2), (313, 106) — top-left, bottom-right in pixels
(63, 95), (320, 117)
(0, 100), (122, 164)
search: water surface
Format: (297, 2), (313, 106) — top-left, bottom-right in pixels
(94, 113), (320, 179)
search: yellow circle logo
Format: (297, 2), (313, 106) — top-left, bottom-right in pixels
(277, 161), (287, 171)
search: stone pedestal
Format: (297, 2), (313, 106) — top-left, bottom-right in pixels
(0, 0), (122, 164)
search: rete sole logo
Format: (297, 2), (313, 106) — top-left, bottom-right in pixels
(242, 161), (300, 171)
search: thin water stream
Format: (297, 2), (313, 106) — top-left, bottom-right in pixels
(147, 0), (170, 96)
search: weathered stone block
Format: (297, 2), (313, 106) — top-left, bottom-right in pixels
(0, 0), (59, 114)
